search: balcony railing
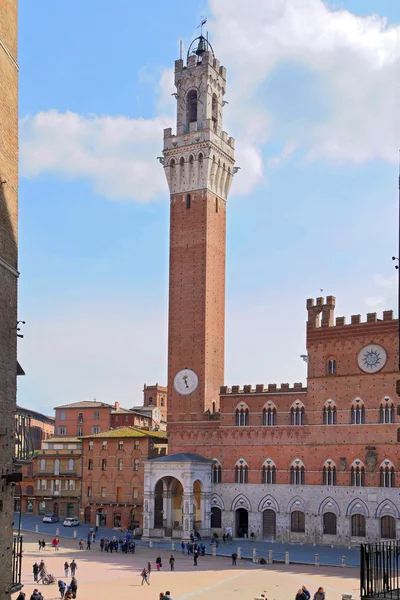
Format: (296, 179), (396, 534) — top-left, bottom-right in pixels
(361, 543), (400, 599)
(11, 535), (23, 592)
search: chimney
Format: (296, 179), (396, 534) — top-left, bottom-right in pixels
(115, 401), (120, 411)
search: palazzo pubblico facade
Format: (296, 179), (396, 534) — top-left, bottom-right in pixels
(143, 33), (400, 547)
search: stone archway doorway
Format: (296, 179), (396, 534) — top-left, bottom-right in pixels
(262, 509), (276, 539)
(84, 507), (91, 524)
(53, 502), (59, 517)
(154, 476), (184, 534)
(235, 508), (248, 537)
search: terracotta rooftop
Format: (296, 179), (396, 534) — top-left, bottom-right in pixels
(54, 400), (113, 410)
(82, 426), (167, 440)
(45, 436), (81, 443)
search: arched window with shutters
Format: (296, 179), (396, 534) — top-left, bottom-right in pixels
(381, 515), (396, 539)
(290, 401), (305, 425)
(235, 459), (249, 484)
(351, 398), (365, 424)
(351, 514), (366, 537)
(291, 511), (305, 533)
(351, 459), (365, 486)
(323, 400), (337, 425)
(323, 512), (337, 535)
(380, 398), (395, 424)
(263, 403), (277, 426)
(290, 459), (305, 485)
(380, 460), (395, 488)
(261, 459), (276, 484)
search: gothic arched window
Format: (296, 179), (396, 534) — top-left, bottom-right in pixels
(323, 401), (337, 425)
(263, 406), (277, 426)
(290, 460), (305, 485)
(291, 403), (305, 425)
(327, 359), (336, 375)
(380, 461), (395, 488)
(235, 460), (249, 483)
(235, 407), (249, 426)
(322, 460), (337, 485)
(380, 398), (395, 424)
(262, 463), (276, 484)
(351, 460), (365, 486)
(351, 400), (365, 424)
(187, 90), (198, 124)
(212, 461), (222, 484)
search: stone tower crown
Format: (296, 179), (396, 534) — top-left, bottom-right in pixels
(161, 39), (236, 199)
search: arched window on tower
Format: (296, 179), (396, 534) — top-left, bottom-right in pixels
(235, 459), (249, 483)
(380, 460), (395, 488)
(263, 404), (277, 426)
(186, 194), (191, 209)
(351, 459), (365, 486)
(380, 397), (395, 424)
(351, 399), (365, 424)
(212, 94), (218, 131)
(212, 460), (222, 484)
(327, 359), (337, 375)
(323, 400), (337, 425)
(187, 89), (198, 125)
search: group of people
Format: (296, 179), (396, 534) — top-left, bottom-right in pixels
(31, 557), (79, 597)
(295, 585), (325, 600)
(99, 536), (136, 553)
(16, 590), (44, 600)
(57, 576), (78, 598)
(180, 540), (206, 557)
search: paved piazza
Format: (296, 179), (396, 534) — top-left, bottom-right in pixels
(15, 533), (359, 600)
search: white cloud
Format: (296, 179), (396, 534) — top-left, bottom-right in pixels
(20, 110), (171, 202)
(20, 0), (400, 202)
(267, 140), (297, 169)
(210, 0), (400, 165)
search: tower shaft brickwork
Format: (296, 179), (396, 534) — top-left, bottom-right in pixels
(162, 42), (235, 446)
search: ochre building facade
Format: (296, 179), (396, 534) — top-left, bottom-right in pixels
(143, 34), (400, 546)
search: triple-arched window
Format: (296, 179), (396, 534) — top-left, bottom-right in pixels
(291, 402), (305, 425)
(380, 460), (395, 487)
(323, 401), (336, 424)
(322, 460), (337, 485)
(263, 405), (276, 426)
(235, 460), (248, 483)
(290, 460), (305, 485)
(351, 399), (365, 424)
(351, 460), (365, 486)
(236, 407), (249, 426)
(261, 460), (276, 484)
(380, 398), (395, 424)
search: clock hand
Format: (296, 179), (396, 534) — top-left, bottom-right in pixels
(183, 375), (189, 388)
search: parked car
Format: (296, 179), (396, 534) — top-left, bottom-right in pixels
(63, 517), (80, 527)
(42, 514), (59, 523)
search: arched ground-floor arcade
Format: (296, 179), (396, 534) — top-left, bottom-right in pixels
(211, 483), (400, 545)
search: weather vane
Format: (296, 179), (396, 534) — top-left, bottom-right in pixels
(198, 17), (207, 37)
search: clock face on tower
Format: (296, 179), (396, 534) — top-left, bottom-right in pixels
(357, 344), (387, 373)
(173, 368), (199, 395)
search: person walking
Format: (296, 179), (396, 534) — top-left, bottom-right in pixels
(156, 555), (162, 571)
(193, 550), (198, 566)
(181, 541), (185, 553)
(313, 588), (325, 600)
(16, 592), (26, 600)
(161, 591), (173, 600)
(64, 561), (69, 578)
(141, 567), (150, 585)
(169, 555), (175, 571)
(147, 561), (152, 580)
(32, 562), (40, 582)
(231, 552), (237, 565)
(41, 539), (46, 551)
(58, 580), (67, 599)
(70, 559), (77, 577)
(79, 539), (84, 550)
(38, 539), (42, 552)
(296, 590), (306, 600)
(30, 590), (44, 600)
(86, 538), (91, 550)
(70, 576), (78, 598)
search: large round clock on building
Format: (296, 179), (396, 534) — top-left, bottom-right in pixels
(173, 369), (199, 395)
(357, 344), (387, 373)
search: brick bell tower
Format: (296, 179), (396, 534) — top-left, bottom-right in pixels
(161, 35), (236, 442)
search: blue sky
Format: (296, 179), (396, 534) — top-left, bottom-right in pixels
(17, 0), (400, 415)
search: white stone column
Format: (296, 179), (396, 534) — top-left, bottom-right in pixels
(182, 491), (194, 541)
(202, 491), (211, 537)
(164, 491), (173, 528)
(142, 492), (155, 539)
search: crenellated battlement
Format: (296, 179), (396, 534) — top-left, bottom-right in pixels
(306, 296), (395, 329)
(220, 382), (306, 395)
